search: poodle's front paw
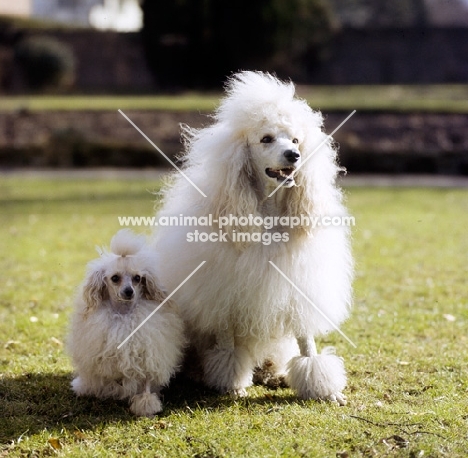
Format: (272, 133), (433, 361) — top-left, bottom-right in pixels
(130, 392), (163, 417)
(71, 376), (90, 396)
(286, 347), (347, 404)
(203, 345), (254, 394)
(327, 392), (347, 406)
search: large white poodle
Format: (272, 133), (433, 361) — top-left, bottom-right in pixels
(68, 229), (186, 416)
(153, 71), (353, 404)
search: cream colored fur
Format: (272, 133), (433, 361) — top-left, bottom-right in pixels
(153, 71), (353, 404)
(68, 229), (186, 416)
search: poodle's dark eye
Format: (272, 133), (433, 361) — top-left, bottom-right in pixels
(292, 138), (299, 144)
(260, 135), (273, 144)
(111, 275), (120, 283)
(133, 275), (141, 283)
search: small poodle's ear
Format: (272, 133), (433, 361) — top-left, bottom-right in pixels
(142, 275), (166, 302)
(82, 269), (107, 311)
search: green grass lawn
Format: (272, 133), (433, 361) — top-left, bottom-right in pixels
(0, 176), (467, 457)
(1, 85), (468, 113)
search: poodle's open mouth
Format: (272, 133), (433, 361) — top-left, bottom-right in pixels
(265, 167), (296, 186)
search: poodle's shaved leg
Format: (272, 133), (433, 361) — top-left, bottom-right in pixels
(144, 377), (151, 394)
(129, 377), (163, 416)
(297, 336), (317, 357)
(203, 330), (254, 397)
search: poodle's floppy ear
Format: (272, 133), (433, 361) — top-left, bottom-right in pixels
(287, 134), (344, 235)
(142, 274), (166, 302)
(204, 136), (260, 235)
(82, 268), (107, 312)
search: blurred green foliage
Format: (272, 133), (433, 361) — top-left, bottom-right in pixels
(141, 0), (335, 88)
(14, 35), (75, 91)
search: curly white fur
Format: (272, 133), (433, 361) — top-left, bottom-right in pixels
(68, 229), (186, 416)
(153, 71), (353, 404)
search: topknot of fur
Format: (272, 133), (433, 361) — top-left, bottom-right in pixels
(215, 71), (322, 133)
(109, 229), (146, 257)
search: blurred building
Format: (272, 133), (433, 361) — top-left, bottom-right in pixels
(0, 0), (142, 30)
(426, 0), (468, 26)
(328, 0), (468, 28)
(33, 0), (102, 26)
(0, 0), (31, 16)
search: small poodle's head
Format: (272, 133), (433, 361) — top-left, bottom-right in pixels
(82, 230), (164, 313)
(101, 259), (144, 305)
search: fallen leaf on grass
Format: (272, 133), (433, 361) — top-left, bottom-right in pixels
(50, 337), (63, 346)
(380, 434), (409, 449)
(443, 314), (456, 322)
(48, 438), (62, 450)
(153, 421), (172, 429)
(73, 430), (88, 440)
(4, 340), (20, 349)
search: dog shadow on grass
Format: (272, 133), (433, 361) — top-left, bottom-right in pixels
(0, 371), (302, 444)
(0, 372), (134, 444)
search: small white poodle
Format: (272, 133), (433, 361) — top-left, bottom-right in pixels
(68, 229), (186, 416)
(153, 71), (353, 404)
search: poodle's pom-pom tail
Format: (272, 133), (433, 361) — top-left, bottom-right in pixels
(130, 392), (163, 417)
(286, 347), (347, 405)
(110, 229), (146, 257)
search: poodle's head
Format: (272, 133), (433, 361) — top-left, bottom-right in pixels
(184, 72), (342, 229)
(215, 71), (327, 192)
(82, 229), (165, 313)
(245, 123), (303, 190)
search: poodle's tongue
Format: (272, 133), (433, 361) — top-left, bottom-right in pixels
(265, 167), (295, 186)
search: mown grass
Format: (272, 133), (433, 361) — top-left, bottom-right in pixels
(0, 176), (467, 457)
(1, 85), (468, 113)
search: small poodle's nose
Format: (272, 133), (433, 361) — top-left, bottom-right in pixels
(122, 287), (134, 299)
(284, 149), (300, 163)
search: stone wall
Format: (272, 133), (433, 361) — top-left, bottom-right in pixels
(1, 110), (467, 174)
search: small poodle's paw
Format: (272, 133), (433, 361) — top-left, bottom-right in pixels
(286, 347), (347, 404)
(130, 392), (163, 417)
(71, 376), (91, 396)
(228, 387), (248, 399)
(204, 345), (254, 394)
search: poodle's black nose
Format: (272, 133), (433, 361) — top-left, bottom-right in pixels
(123, 287), (134, 299)
(284, 149), (300, 163)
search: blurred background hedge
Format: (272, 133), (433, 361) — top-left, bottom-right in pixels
(141, 0), (336, 88)
(14, 35), (75, 91)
